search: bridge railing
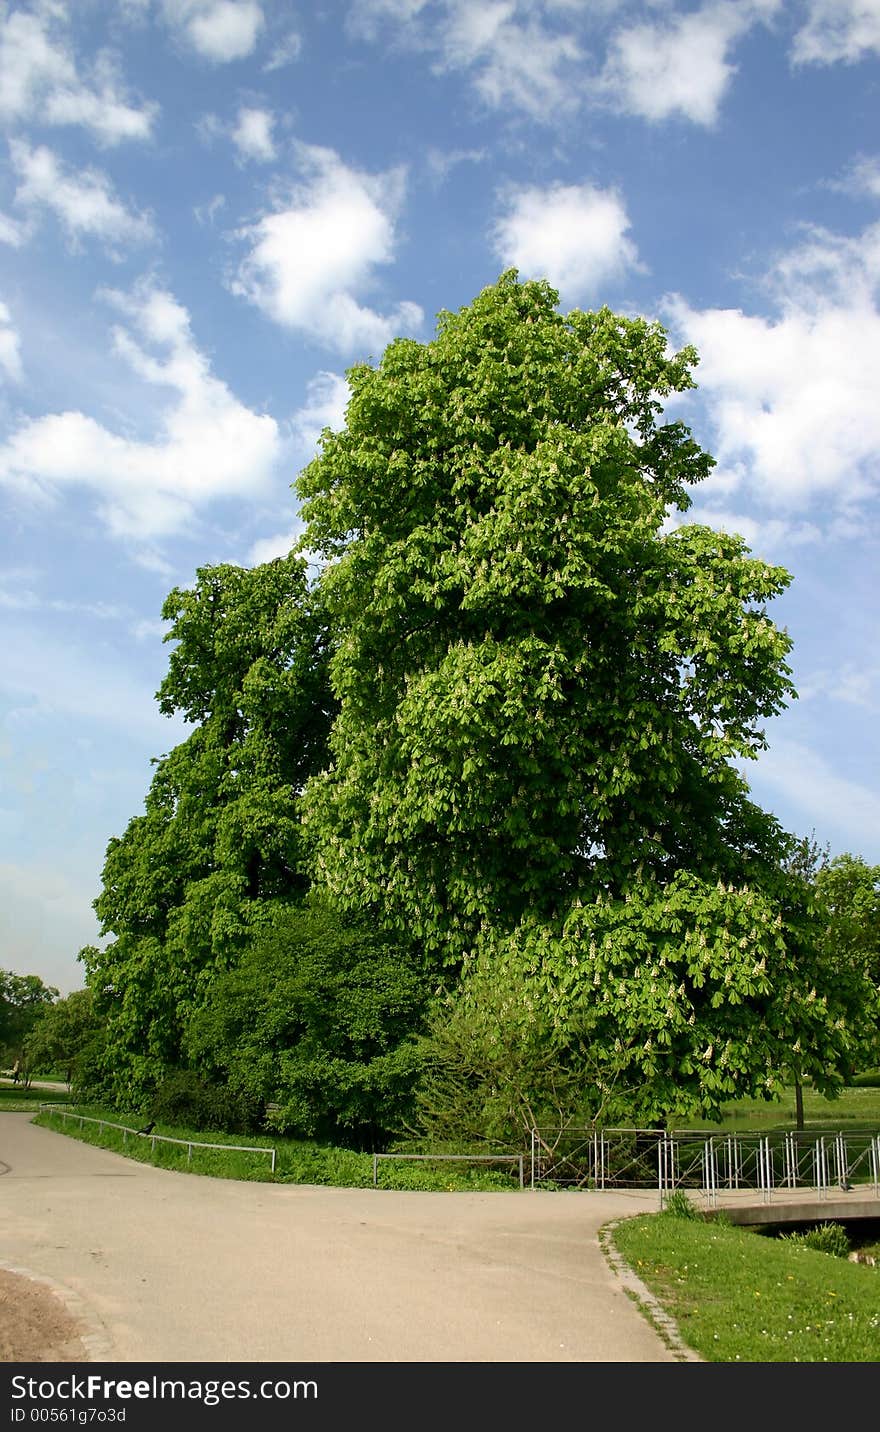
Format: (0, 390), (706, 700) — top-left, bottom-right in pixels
(528, 1126), (880, 1206)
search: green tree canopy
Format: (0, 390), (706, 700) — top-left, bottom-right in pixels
(82, 553), (336, 1103)
(23, 987), (99, 1084)
(183, 900), (429, 1148)
(297, 271), (796, 967)
(0, 971), (58, 1064)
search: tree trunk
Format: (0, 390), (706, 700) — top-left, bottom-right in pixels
(794, 1079), (804, 1131)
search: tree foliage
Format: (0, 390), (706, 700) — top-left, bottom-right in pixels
(22, 987), (99, 1083)
(297, 271), (796, 968)
(183, 900), (429, 1148)
(82, 554), (335, 1104)
(78, 273), (876, 1132)
(0, 971), (58, 1064)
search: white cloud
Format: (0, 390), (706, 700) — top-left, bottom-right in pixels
(194, 192), (226, 225)
(349, 0), (582, 120)
(798, 664), (880, 712)
(668, 505), (821, 557)
(0, 281), (280, 540)
(425, 146), (487, 182)
(263, 28), (302, 71)
(492, 181), (642, 300)
(792, 0), (880, 65)
(0, 210), (25, 246)
(0, 298), (23, 382)
(231, 105), (276, 163)
(600, 1), (779, 126)
(291, 370), (350, 452)
(440, 0), (583, 118)
(11, 141), (155, 249)
(665, 221), (880, 516)
(833, 153), (880, 200)
(0, 5), (156, 144)
(750, 737), (880, 849)
(248, 522), (305, 566)
(232, 143), (423, 353)
(162, 0), (265, 63)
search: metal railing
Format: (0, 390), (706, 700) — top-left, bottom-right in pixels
(40, 1105), (277, 1174)
(529, 1125), (880, 1207)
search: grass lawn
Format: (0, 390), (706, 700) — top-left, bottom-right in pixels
(610, 1204), (880, 1363)
(0, 1082), (72, 1109)
(671, 1082), (880, 1134)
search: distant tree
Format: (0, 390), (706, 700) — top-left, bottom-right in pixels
(183, 900), (429, 1148)
(81, 554), (336, 1106)
(814, 853), (880, 1064)
(0, 971), (59, 1075)
(23, 988), (100, 1085)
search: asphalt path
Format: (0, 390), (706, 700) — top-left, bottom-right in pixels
(0, 1114), (683, 1364)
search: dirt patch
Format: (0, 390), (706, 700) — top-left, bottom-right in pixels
(0, 1269), (92, 1362)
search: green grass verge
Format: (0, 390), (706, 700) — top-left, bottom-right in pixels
(31, 1106), (519, 1191)
(0, 1083), (73, 1109)
(612, 1208), (880, 1362)
(671, 1083), (880, 1134)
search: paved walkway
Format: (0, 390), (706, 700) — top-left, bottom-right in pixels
(0, 1114), (683, 1364)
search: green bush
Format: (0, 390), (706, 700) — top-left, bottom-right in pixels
(184, 900), (430, 1149)
(148, 1069), (260, 1134)
(781, 1222), (850, 1258)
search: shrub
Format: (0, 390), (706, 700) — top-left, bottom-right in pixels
(148, 1069), (260, 1134)
(781, 1222), (850, 1258)
(662, 1189), (702, 1220)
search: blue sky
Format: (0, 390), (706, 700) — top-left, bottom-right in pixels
(1, 0), (878, 994)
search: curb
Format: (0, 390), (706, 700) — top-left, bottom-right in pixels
(0, 1261), (116, 1362)
(599, 1219), (703, 1363)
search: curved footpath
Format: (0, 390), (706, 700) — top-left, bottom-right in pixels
(0, 1114), (690, 1364)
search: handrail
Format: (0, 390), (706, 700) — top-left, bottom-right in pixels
(39, 1105), (277, 1174)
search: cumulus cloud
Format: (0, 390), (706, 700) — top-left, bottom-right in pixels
(492, 181), (642, 301)
(11, 141), (155, 249)
(162, 0), (265, 63)
(0, 5), (156, 144)
(231, 143), (422, 353)
(664, 221), (880, 517)
(0, 282), (280, 540)
(792, 0), (880, 65)
(290, 370), (350, 452)
(600, 1), (779, 125)
(352, 1), (777, 126)
(231, 106), (277, 162)
(349, 0), (583, 120)
(0, 299), (23, 382)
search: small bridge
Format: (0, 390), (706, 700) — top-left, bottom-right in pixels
(528, 1125), (880, 1222)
